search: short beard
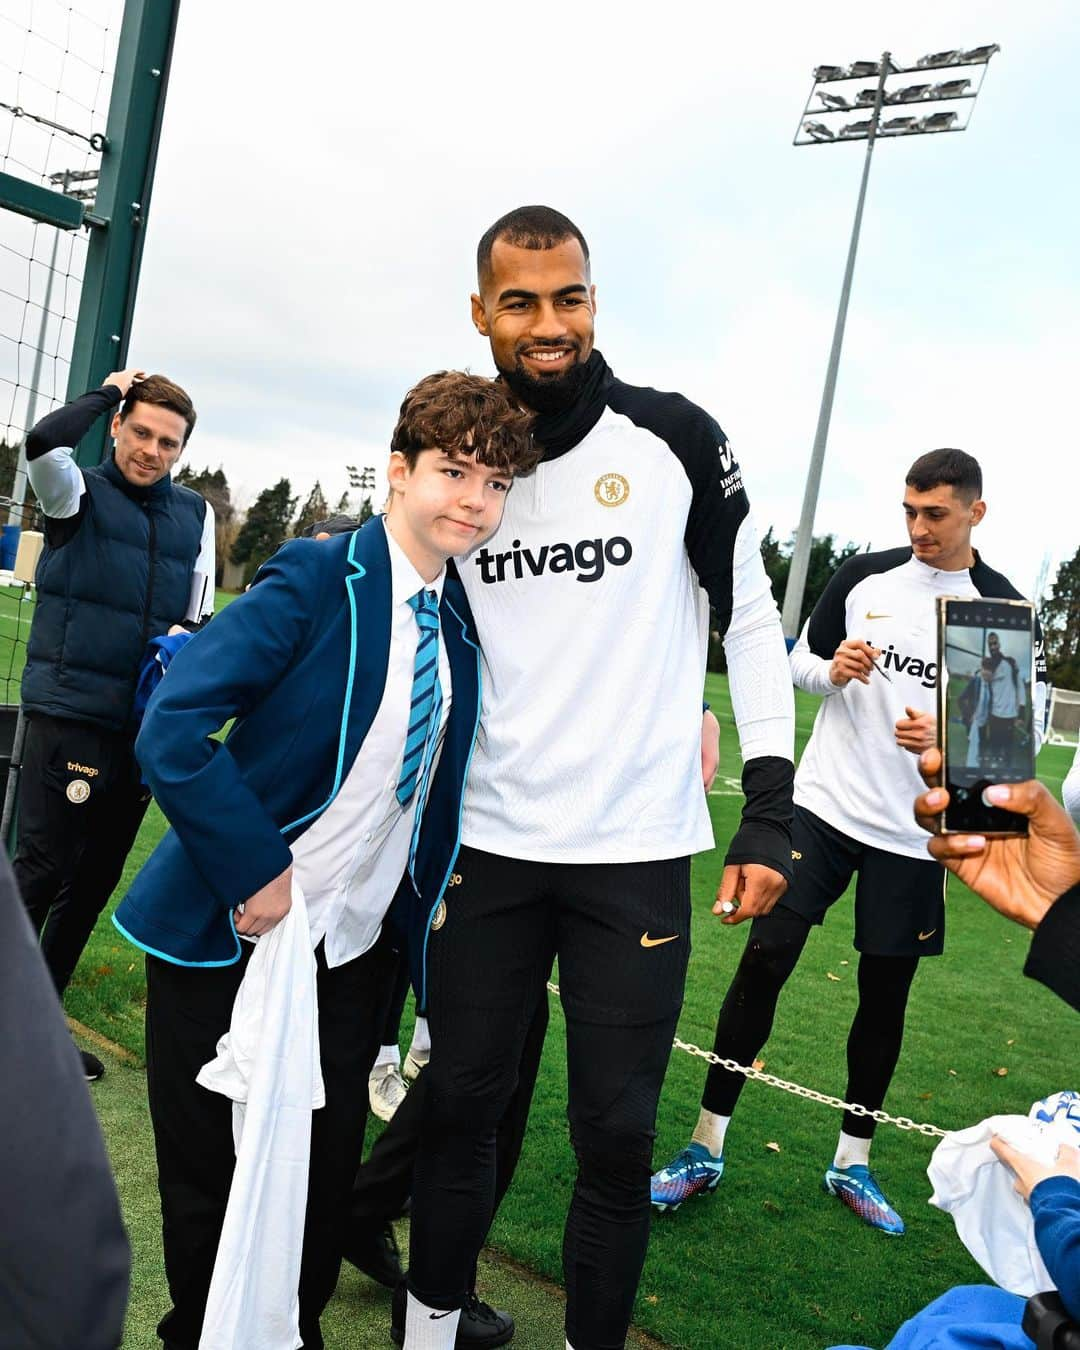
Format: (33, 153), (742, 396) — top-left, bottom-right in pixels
(497, 352), (589, 416)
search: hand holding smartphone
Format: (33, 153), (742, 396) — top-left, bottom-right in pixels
(934, 596), (1036, 837)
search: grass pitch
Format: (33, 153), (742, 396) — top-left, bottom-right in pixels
(61, 661), (1080, 1349)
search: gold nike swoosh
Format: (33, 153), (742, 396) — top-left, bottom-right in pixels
(918, 928), (937, 941)
(865, 612), (892, 620)
(640, 933), (679, 948)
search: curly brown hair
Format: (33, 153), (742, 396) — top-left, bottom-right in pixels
(120, 373), (197, 445)
(390, 371), (539, 477)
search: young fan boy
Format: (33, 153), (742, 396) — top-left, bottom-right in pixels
(113, 371), (537, 1350)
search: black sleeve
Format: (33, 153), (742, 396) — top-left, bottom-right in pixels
(0, 854), (130, 1348)
(25, 384), (122, 462)
(604, 384), (748, 634)
(805, 547), (911, 659)
(1025, 883), (1080, 1013)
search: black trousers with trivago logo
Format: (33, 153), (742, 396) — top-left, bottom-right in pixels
(14, 713), (151, 994)
(408, 846), (691, 1350)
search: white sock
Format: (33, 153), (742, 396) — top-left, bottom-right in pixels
(691, 1108), (730, 1159)
(371, 1043), (401, 1074)
(833, 1130), (872, 1170)
(410, 1015), (431, 1059)
(403, 1292), (460, 1349)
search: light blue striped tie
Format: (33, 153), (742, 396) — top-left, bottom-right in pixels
(399, 590), (443, 886)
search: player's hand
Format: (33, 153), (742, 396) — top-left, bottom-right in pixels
(234, 865), (293, 937)
(829, 639), (879, 688)
(713, 863), (788, 924)
(895, 706), (936, 755)
(701, 709), (720, 792)
(103, 368), (146, 397)
(914, 747), (1080, 929)
(990, 1135), (1080, 1203)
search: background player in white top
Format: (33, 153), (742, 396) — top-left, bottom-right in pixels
(652, 449), (1046, 1236)
(401, 206), (795, 1350)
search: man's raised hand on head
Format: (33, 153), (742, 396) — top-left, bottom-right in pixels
(103, 368), (146, 398)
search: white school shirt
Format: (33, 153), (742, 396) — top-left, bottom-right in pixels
(291, 522), (451, 968)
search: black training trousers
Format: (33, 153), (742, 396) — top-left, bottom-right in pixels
(14, 713), (151, 994)
(408, 846), (690, 1350)
(145, 935), (393, 1350)
(347, 987), (549, 1290)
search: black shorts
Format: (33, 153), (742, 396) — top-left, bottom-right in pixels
(779, 805), (946, 957)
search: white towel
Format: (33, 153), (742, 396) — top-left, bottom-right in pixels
(196, 878), (324, 1350)
(927, 1092), (1080, 1297)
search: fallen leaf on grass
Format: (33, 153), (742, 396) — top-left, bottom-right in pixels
(919, 1092), (933, 1101)
(840, 959), (849, 966)
(766, 1141), (781, 1152)
(752, 1058), (766, 1071)
(1007, 1039), (1015, 1046)
(826, 971), (841, 982)
(646, 1295), (659, 1305)
(994, 1067), (1008, 1077)
(763, 1199), (781, 1214)
(948, 1069), (958, 1076)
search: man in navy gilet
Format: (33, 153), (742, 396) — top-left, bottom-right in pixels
(15, 368), (214, 1080)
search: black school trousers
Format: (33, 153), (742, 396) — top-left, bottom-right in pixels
(145, 933), (393, 1350)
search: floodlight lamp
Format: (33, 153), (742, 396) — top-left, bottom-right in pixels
(916, 50), (960, 69)
(802, 120), (835, 141)
(817, 91), (850, 110)
(931, 79), (971, 98)
(846, 60), (880, 77)
(839, 120), (872, 138)
(880, 116), (917, 134)
(889, 83), (931, 103)
(854, 89), (879, 107)
(960, 44), (1000, 63)
(920, 110), (958, 131)
(813, 64), (846, 81)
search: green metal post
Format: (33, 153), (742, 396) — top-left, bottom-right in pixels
(67, 0), (181, 467)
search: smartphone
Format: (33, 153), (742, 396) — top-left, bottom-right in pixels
(935, 596), (1036, 836)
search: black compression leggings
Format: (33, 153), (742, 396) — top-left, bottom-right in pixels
(701, 907), (920, 1138)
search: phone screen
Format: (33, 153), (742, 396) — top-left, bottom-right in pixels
(938, 597), (1035, 835)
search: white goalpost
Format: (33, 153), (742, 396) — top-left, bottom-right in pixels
(1046, 687), (1080, 746)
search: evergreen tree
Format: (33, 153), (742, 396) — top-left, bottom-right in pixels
(357, 495), (374, 525)
(231, 478), (297, 583)
(335, 490), (352, 514)
(1042, 545), (1080, 690)
(293, 481), (329, 537)
(176, 464), (235, 584)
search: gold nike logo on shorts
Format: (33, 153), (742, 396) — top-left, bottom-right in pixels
(640, 932), (679, 948)
(918, 928), (937, 941)
(865, 611), (892, 620)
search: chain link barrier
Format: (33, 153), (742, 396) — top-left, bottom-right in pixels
(546, 981), (948, 1139)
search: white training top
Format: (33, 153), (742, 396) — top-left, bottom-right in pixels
(791, 548), (1047, 859)
(457, 375), (794, 865)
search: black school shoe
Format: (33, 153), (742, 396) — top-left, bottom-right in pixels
(342, 1220), (404, 1289)
(390, 1280), (515, 1347)
(81, 1048), (105, 1081)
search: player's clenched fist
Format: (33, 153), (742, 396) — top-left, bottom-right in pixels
(829, 639), (880, 688)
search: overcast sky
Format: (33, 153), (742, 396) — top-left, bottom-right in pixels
(6, 0), (1078, 595)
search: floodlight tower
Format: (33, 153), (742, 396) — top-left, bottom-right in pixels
(780, 44), (1000, 638)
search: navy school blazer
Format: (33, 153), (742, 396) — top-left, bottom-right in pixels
(112, 515), (481, 1009)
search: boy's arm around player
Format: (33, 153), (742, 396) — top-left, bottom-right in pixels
(135, 539), (329, 928)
